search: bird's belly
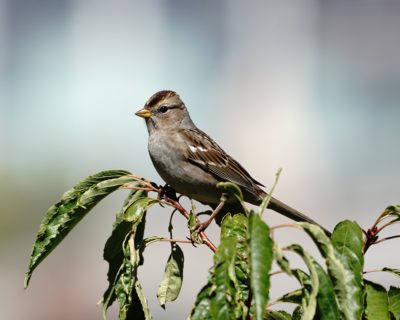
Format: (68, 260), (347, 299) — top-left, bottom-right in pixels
(148, 139), (221, 204)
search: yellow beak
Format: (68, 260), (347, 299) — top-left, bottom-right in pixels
(135, 108), (152, 119)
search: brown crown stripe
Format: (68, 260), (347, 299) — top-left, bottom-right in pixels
(146, 90), (176, 108)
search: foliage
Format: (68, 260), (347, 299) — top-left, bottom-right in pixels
(25, 170), (400, 319)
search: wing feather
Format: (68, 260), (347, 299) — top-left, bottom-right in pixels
(180, 128), (264, 192)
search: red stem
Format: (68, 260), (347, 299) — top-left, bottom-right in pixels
(159, 193), (217, 253)
(376, 220), (400, 233)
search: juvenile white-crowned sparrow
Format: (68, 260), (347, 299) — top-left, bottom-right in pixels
(136, 90), (329, 233)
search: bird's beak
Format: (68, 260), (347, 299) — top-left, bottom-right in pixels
(135, 108), (152, 119)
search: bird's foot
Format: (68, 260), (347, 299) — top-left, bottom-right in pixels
(158, 184), (178, 202)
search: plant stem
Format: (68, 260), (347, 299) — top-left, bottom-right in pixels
(260, 168), (282, 216)
(269, 270), (284, 277)
(160, 194), (217, 253)
(374, 234), (400, 245)
(160, 238), (193, 244)
(363, 269), (381, 274)
(270, 223), (301, 232)
(125, 179), (218, 253)
(376, 220), (400, 233)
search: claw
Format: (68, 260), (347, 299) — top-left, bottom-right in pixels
(150, 181), (160, 189)
(159, 184), (178, 201)
(186, 236), (198, 247)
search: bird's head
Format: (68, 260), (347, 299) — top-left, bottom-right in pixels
(135, 90), (194, 132)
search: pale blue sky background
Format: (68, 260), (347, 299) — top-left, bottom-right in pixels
(1, 1), (400, 319)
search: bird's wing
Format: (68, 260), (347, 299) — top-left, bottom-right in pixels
(179, 128), (264, 192)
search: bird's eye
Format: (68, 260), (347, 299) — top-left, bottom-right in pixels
(158, 105), (169, 113)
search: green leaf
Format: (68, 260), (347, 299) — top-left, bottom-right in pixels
(101, 190), (147, 307)
(157, 244), (184, 308)
(221, 214), (250, 318)
(292, 306), (303, 320)
(299, 221), (364, 320)
(277, 269), (312, 306)
(388, 286), (400, 320)
(331, 220), (364, 283)
(287, 245), (318, 320)
(248, 212), (273, 320)
(291, 269), (312, 304)
(278, 289), (303, 305)
(132, 280), (152, 320)
(313, 262), (340, 320)
(124, 197), (158, 222)
(188, 210), (197, 230)
(114, 185), (149, 224)
(189, 284), (213, 320)
(382, 205), (400, 220)
(287, 264), (340, 320)
(216, 181), (243, 202)
(113, 235), (152, 320)
(364, 281), (390, 320)
(220, 213), (247, 240)
(188, 210), (202, 245)
(142, 236), (164, 247)
(274, 244), (292, 276)
(101, 189), (156, 320)
(382, 267), (400, 279)
(331, 220), (364, 319)
(190, 213), (249, 320)
(265, 310), (292, 320)
(210, 238), (237, 320)
(25, 170), (137, 288)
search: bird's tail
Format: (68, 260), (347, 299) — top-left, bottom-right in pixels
(265, 195), (331, 236)
(216, 187), (331, 236)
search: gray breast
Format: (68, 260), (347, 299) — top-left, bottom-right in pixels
(147, 130), (221, 204)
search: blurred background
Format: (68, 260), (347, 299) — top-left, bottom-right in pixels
(1, 0), (400, 319)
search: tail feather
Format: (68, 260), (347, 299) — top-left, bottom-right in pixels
(247, 188), (331, 236)
(213, 186), (331, 236)
(265, 196), (331, 236)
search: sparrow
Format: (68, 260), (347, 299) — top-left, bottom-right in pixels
(135, 90), (329, 234)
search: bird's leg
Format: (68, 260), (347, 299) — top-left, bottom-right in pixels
(195, 194), (227, 232)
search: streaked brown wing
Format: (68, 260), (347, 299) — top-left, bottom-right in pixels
(180, 128), (265, 192)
